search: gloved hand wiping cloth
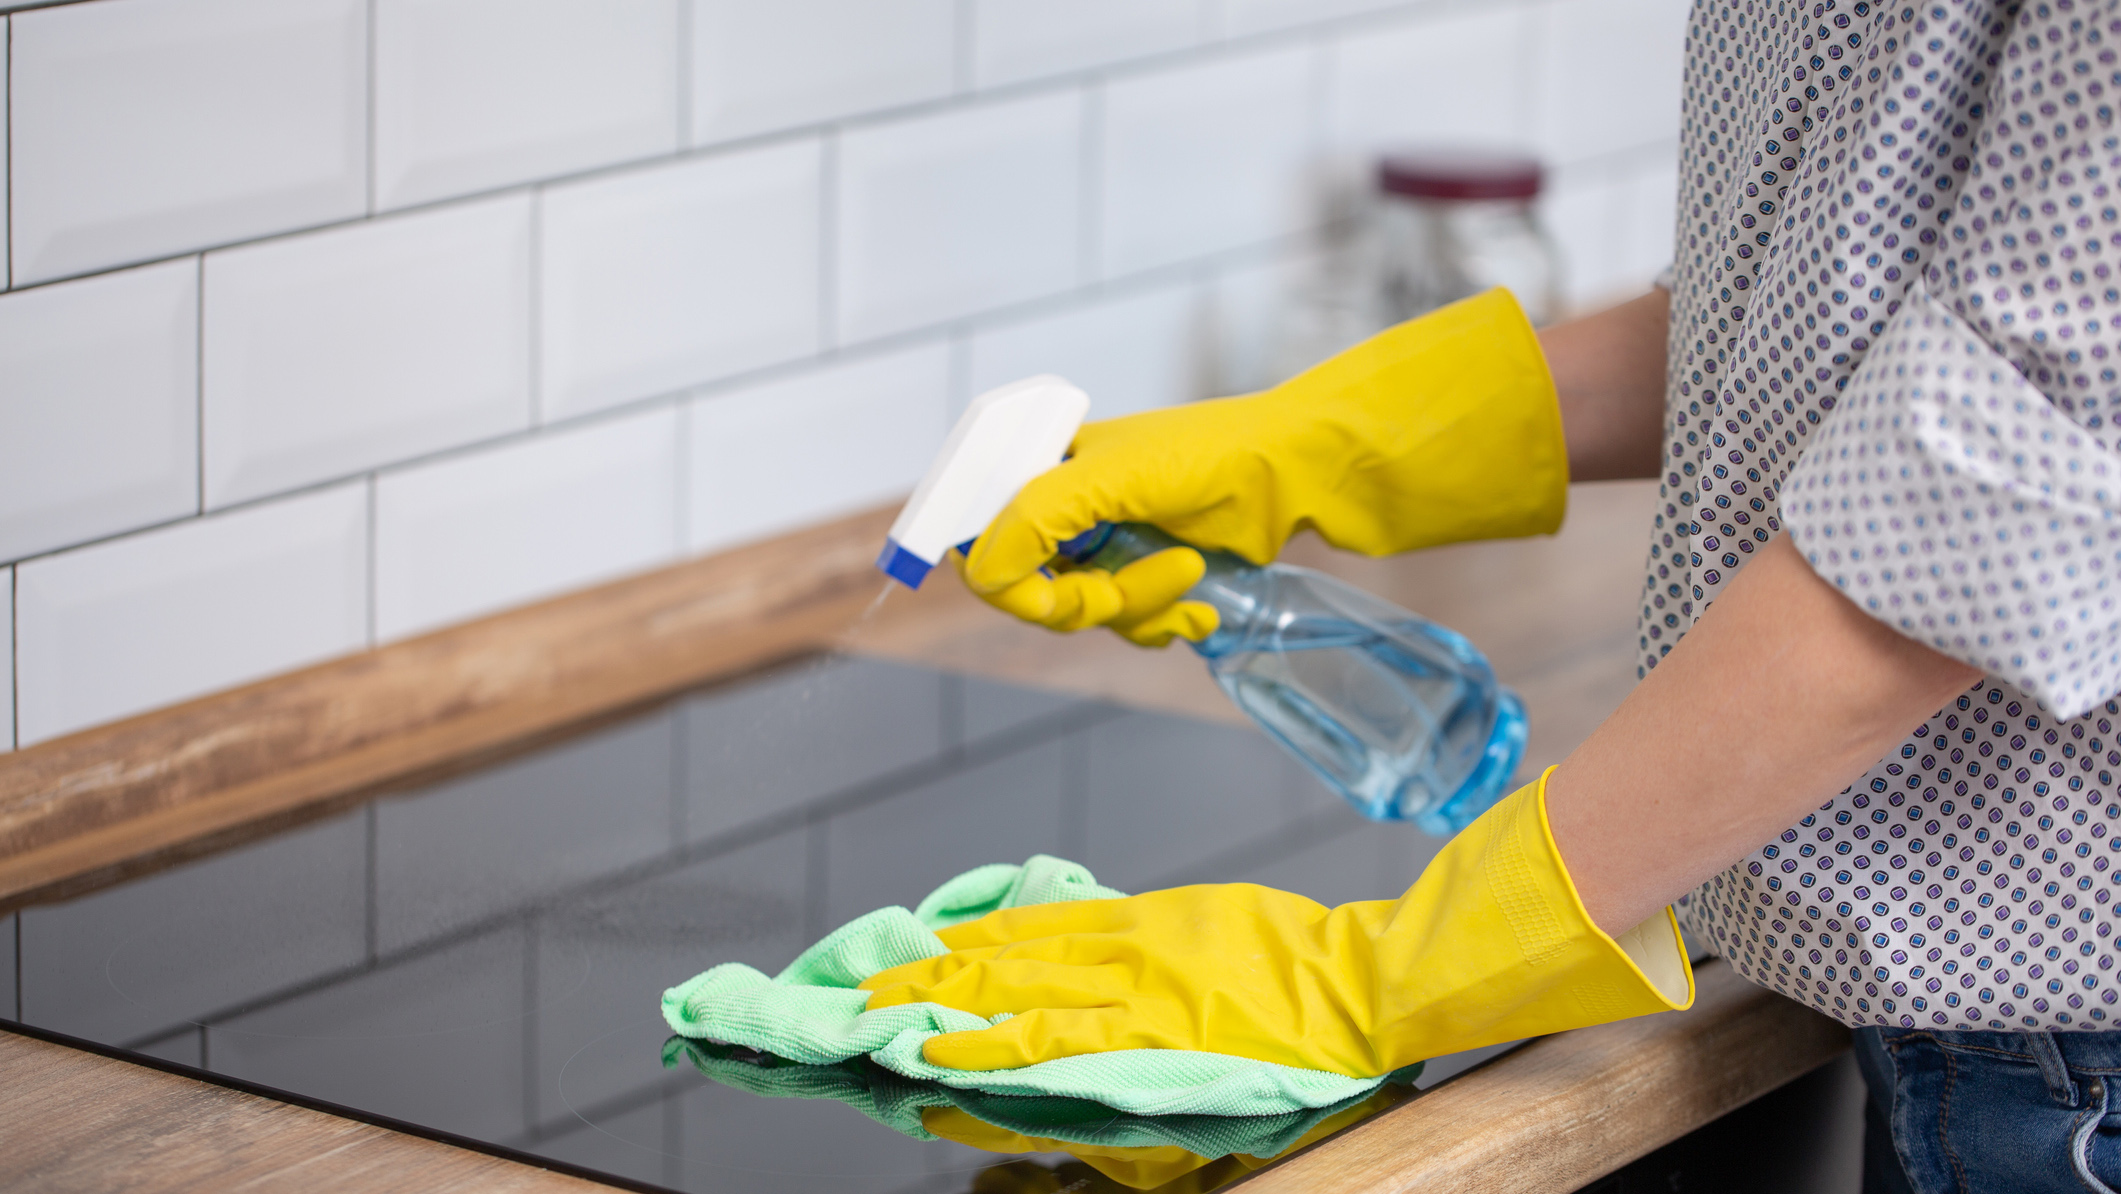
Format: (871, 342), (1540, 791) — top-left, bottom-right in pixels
(661, 854), (1405, 1116)
(961, 287), (1568, 645)
(663, 769), (1692, 1115)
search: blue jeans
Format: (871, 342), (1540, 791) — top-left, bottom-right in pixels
(1858, 1026), (2121, 1193)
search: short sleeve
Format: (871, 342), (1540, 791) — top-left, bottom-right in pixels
(1781, 290), (2121, 720)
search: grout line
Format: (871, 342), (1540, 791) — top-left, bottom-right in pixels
(8, 565), (15, 752)
(364, 475), (378, 647)
(671, 392), (690, 559)
(363, 0), (378, 216)
(1077, 81), (1103, 287)
(673, 0), (692, 150)
(5, 14), (12, 291)
(953, 0), (976, 93)
(194, 256), (205, 514)
(817, 130), (838, 352)
(527, 188), (543, 426)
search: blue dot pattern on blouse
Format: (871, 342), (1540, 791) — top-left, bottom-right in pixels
(1660, 0), (2121, 1031)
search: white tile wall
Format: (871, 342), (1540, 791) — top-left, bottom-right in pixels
(9, 0), (367, 286)
(688, 0), (956, 146)
(1099, 43), (1317, 278)
(538, 140), (821, 422)
(0, 0), (1691, 746)
(1542, 156), (1678, 308)
(837, 91), (1083, 343)
(13, 482), (368, 746)
(0, 259), (199, 563)
(686, 341), (950, 556)
(1327, 6), (1533, 154)
(202, 193), (532, 509)
(967, 281), (1201, 420)
(1530, 0), (1688, 166)
(373, 0), (679, 211)
(970, 0), (1202, 88)
(373, 405), (678, 641)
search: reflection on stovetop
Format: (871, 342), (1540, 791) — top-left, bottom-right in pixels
(2, 654), (1488, 1193)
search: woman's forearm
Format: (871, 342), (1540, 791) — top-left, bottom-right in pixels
(1542, 534), (1985, 935)
(1538, 288), (1672, 482)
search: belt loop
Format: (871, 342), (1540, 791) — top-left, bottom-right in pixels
(2029, 1031), (2083, 1107)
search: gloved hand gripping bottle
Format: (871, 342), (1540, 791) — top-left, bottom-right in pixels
(875, 368), (1528, 835)
(1052, 521), (1525, 834)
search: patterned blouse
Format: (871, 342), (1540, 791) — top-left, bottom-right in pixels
(1659, 0), (2121, 1030)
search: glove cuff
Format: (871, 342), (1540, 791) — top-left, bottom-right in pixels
(1364, 766), (1693, 1070)
(1266, 287), (1570, 555)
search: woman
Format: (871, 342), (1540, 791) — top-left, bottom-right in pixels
(859, 3), (2121, 1188)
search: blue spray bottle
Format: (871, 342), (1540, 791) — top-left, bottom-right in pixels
(878, 376), (1526, 835)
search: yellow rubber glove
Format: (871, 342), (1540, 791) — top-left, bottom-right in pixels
(962, 287), (1567, 644)
(861, 768), (1691, 1077)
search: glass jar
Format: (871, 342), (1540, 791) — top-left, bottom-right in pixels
(1375, 148), (1561, 328)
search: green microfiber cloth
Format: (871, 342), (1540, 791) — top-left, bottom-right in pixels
(660, 855), (1416, 1117)
(662, 1035), (1412, 1158)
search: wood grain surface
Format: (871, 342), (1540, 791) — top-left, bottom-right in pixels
(0, 1030), (608, 1193)
(1243, 960), (1852, 1194)
(0, 506), (894, 913)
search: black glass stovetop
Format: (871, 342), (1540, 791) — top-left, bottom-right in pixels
(0, 654), (1511, 1193)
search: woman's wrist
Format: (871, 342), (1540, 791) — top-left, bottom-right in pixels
(1537, 289), (1673, 483)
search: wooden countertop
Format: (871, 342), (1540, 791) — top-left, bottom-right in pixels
(0, 480), (1855, 1193)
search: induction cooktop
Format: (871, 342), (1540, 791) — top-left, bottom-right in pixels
(0, 654), (1511, 1193)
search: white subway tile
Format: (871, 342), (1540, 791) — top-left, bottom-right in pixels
(9, 0), (367, 286)
(837, 93), (1082, 343)
(202, 194), (532, 509)
(968, 283), (1201, 421)
(539, 142), (821, 422)
(14, 483), (369, 746)
(971, 0), (1202, 88)
(374, 405), (678, 641)
(1327, 7), (1533, 153)
(689, 0), (955, 146)
(1216, 0), (1407, 38)
(0, 260), (199, 563)
(1201, 247), (1317, 393)
(373, 0), (679, 211)
(1622, 158), (1681, 286)
(2, 567), (12, 751)
(1530, 0), (1687, 166)
(686, 341), (949, 556)
(1540, 166), (1630, 309)
(1100, 44), (1317, 278)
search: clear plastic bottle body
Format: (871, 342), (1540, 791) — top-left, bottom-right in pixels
(1061, 523), (1526, 835)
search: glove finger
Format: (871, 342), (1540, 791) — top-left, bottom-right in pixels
(976, 569), (1057, 623)
(1111, 547), (1205, 619)
(921, 1006), (1144, 1072)
(1038, 571), (1124, 632)
(1114, 601), (1221, 648)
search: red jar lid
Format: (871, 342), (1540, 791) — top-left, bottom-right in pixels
(1377, 147), (1544, 201)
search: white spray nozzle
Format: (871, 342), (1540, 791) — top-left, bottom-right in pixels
(878, 374), (1090, 588)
